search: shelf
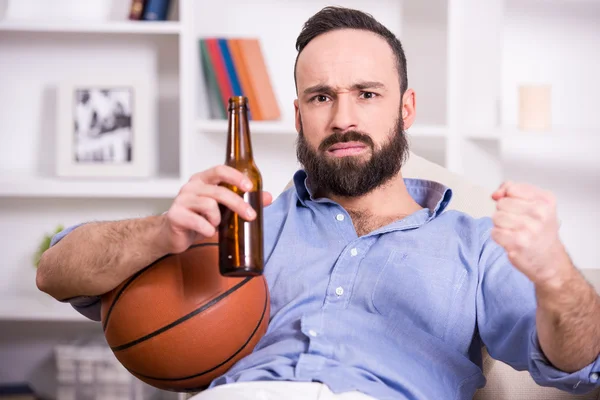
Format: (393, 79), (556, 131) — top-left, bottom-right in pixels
(196, 119), (297, 135)
(0, 292), (94, 322)
(197, 119), (449, 138)
(406, 125), (449, 138)
(0, 176), (182, 199)
(464, 127), (600, 141)
(0, 20), (181, 34)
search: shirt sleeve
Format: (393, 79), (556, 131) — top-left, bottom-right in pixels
(476, 218), (600, 394)
(50, 224), (102, 322)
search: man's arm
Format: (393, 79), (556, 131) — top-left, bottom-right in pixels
(37, 165), (272, 303)
(490, 181), (600, 373)
(535, 255), (600, 372)
(474, 181), (600, 394)
(37, 215), (169, 301)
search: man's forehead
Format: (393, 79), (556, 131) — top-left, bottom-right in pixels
(295, 29), (397, 90)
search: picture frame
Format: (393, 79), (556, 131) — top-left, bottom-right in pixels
(56, 77), (153, 178)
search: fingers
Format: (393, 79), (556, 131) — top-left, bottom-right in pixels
(490, 227), (520, 261)
(169, 206), (216, 238)
(262, 191), (273, 207)
(492, 181), (551, 202)
(170, 165), (272, 242)
(191, 165), (254, 191)
(176, 193), (222, 226)
(495, 197), (548, 221)
(491, 181), (510, 201)
(492, 210), (538, 231)
(182, 183), (256, 221)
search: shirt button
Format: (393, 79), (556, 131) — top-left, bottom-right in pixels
(591, 372), (599, 383)
(350, 248), (358, 257)
(336, 213), (345, 221)
(335, 287), (344, 296)
(308, 329), (318, 337)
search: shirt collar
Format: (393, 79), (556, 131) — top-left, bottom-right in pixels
(292, 169), (453, 220)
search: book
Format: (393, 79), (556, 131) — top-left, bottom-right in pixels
(236, 38), (281, 120)
(128, 0), (148, 20)
(219, 39), (244, 98)
(205, 38), (234, 115)
(199, 39), (226, 119)
(143, 0), (172, 21)
(228, 39), (261, 120)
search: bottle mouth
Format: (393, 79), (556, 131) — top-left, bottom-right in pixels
(229, 96), (248, 109)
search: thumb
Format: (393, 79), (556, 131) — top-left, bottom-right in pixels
(492, 181), (511, 201)
(262, 191), (273, 207)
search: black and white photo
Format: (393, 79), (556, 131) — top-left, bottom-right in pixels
(56, 78), (152, 178)
(73, 87), (133, 164)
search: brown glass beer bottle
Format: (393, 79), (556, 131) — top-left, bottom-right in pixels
(218, 96), (264, 276)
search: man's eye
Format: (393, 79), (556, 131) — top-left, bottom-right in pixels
(360, 92), (377, 99)
(314, 95), (328, 103)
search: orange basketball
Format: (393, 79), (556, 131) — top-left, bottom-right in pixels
(100, 234), (270, 392)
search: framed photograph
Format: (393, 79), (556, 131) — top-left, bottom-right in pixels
(56, 78), (153, 178)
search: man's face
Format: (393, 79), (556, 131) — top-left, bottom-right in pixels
(294, 29), (414, 197)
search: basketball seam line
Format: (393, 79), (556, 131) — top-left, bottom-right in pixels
(110, 276), (253, 352)
(102, 242), (218, 332)
(126, 277), (269, 383)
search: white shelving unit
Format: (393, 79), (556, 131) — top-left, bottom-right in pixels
(0, 0), (598, 321)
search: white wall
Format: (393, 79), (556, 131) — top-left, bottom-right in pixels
(500, 0), (600, 270)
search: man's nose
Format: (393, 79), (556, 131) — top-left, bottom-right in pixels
(330, 94), (358, 133)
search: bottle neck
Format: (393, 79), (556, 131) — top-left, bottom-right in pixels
(226, 105), (253, 163)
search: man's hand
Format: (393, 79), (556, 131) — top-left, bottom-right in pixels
(490, 181), (573, 287)
(491, 181), (600, 374)
(161, 165), (273, 255)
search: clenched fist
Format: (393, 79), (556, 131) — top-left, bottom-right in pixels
(491, 181), (573, 287)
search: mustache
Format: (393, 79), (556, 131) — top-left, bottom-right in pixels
(318, 131), (375, 152)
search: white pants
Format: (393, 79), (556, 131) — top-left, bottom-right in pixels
(187, 382), (377, 400)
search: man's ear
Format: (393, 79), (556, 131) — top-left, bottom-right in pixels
(294, 99), (301, 134)
(401, 89), (416, 130)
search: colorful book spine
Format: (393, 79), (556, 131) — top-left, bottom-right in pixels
(237, 38), (281, 121)
(228, 39), (260, 120)
(199, 37), (280, 121)
(219, 39), (243, 97)
(205, 38), (233, 115)
(219, 39), (254, 120)
(199, 39), (226, 119)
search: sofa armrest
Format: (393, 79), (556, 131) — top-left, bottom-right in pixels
(474, 268), (600, 400)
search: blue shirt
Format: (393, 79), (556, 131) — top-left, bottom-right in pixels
(53, 170), (600, 399)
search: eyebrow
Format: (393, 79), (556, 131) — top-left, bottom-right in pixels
(303, 81), (385, 96)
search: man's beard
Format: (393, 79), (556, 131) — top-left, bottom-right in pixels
(296, 114), (409, 197)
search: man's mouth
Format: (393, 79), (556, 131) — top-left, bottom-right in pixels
(327, 141), (368, 157)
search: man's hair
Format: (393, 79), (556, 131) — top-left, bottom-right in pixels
(294, 6), (408, 96)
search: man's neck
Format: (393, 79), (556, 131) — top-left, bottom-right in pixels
(315, 171), (424, 235)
